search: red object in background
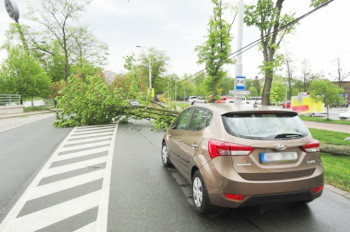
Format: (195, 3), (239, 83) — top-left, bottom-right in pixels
(282, 101), (291, 108)
(215, 96), (234, 103)
(292, 105), (310, 112)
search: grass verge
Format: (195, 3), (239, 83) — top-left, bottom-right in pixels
(300, 115), (350, 125)
(321, 153), (350, 192)
(23, 106), (53, 112)
(309, 128), (350, 146)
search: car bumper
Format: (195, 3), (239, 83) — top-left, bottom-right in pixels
(200, 158), (324, 208)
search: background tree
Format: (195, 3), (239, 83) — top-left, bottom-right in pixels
(284, 49), (294, 99)
(27, 0), (105, 80)
(244, 0), (330, 105)
(309, 79), (344, 119)
(332, 56), (349, 87)
(269, 75), (286, 103)
(137, 47), (170, 94)
(0, 48), (52, 105)
(301, 59), (311, 92)
(195, 0), (235, 102)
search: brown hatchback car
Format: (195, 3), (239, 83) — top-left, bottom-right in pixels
(161, 104), (323, 213)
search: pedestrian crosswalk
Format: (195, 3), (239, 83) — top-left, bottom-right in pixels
(0, 124), (118, 232)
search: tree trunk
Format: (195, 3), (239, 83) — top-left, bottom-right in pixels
(261, 70), (273, 105)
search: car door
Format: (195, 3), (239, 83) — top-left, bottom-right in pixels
(167, 108), (194, 170)
(177, 108), (209, 179)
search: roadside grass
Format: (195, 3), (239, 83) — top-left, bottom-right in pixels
(300, 115), (350, 126)
(23, 106), (54, 112)
(321, 153), (350, 192)
(309, 128), (350, 146)
(175, 102), (190, 109)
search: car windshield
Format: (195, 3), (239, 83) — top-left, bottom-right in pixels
(222, 112), (310, 140)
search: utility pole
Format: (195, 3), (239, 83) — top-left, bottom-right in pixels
(136, 46), (152, 97)
(234, 0), (244, 105)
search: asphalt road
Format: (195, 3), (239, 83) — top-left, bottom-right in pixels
(0, 116), (350, 231)
(108, 121), (350, 232)
(0, 116), (72, 223)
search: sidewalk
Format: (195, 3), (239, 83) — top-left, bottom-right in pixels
(0, 110), (56, 133)
(303, 121), (350, 133)
(0, 109), (59, 120)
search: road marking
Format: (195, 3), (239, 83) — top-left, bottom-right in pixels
(74, 222), (97, 232)
(6, 191), (101, 232)
(0, 124), (118, 232)
(53, 147), (109, 161)
(60, 140), (110, 152)
(69, 131), (113, 139)
(72, 129), (115, 136)
(44, 156), (108, 177)
(27, 170), (104, 200)
(65, 136), (112, 145)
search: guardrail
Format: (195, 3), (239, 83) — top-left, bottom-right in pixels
(0, 94), (21, 106)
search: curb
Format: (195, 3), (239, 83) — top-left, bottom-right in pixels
(324, 184), (350, 199)
(0, 110), (57, 119)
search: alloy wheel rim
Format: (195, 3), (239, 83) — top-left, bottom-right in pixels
(193, 177), (203, 208)
(162, 145), (168, 163)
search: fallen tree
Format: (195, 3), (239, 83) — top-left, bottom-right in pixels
(54, 74), (179, 130)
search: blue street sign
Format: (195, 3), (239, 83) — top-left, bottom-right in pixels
(235, 76), (246, 91)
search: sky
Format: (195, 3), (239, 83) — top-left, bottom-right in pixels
(0, 0), (349, 82)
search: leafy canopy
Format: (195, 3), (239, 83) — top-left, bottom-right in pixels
(0, 48), (52, 99)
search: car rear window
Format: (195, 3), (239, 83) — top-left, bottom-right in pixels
(222, 112), (310, 140)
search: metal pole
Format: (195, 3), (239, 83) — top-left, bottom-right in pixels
(234, 0), (244, 106)
(184, 85), (185, 101)
(174, 79), (177, 102)
(148, 56), (152, 94)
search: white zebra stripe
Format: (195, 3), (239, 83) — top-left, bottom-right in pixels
(60, 141), (110, 152)
(53, 147), (109, 162)
(43, 156), (108, 177)
(28, 169), (104, 201)
(5, 191), (101, 232)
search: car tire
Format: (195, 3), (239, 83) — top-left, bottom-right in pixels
(192, 170), (211, 214)
(161, 142), (171, 167)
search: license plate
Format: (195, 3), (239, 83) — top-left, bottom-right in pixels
(260, 152), (298, 163)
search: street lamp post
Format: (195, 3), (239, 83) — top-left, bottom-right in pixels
(136, 46), (152, 96)
(4, 0), (29, 54)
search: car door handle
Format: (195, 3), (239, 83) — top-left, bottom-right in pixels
(192, 143), (198, 149)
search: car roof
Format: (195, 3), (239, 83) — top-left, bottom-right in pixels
(188, 103), (296, 116)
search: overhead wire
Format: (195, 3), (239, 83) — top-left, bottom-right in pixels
(164, 0), (335, 94)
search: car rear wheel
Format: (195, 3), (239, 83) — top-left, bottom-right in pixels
(161, 142), (171, 167)
(192, 171), (210, 213)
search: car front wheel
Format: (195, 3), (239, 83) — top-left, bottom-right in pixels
(192, 170), (210, 213)
(161, 142), (171, 167)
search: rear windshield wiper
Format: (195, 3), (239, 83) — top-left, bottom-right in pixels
(274, 133), (304, 139)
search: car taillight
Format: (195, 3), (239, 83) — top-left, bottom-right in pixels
(302, 140), (320, 153)
(208, 140), (255, 159)
(224, 193), (245, 201)
(312, 185), (323, 194)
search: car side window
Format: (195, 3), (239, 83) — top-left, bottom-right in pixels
(175, 108), (194, 130)
(205, 111), (213, 127)
(188, 109), (207, 131)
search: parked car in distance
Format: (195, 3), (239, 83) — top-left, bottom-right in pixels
(245, 96), (262, 105)
(339, 109), (350, 119)
(282, 100), (291, 108)
(161, 104), (323, 213)
(188, 96), (206, 104)
(128, 100), (140, 106)
(215, 96), (234, 103)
